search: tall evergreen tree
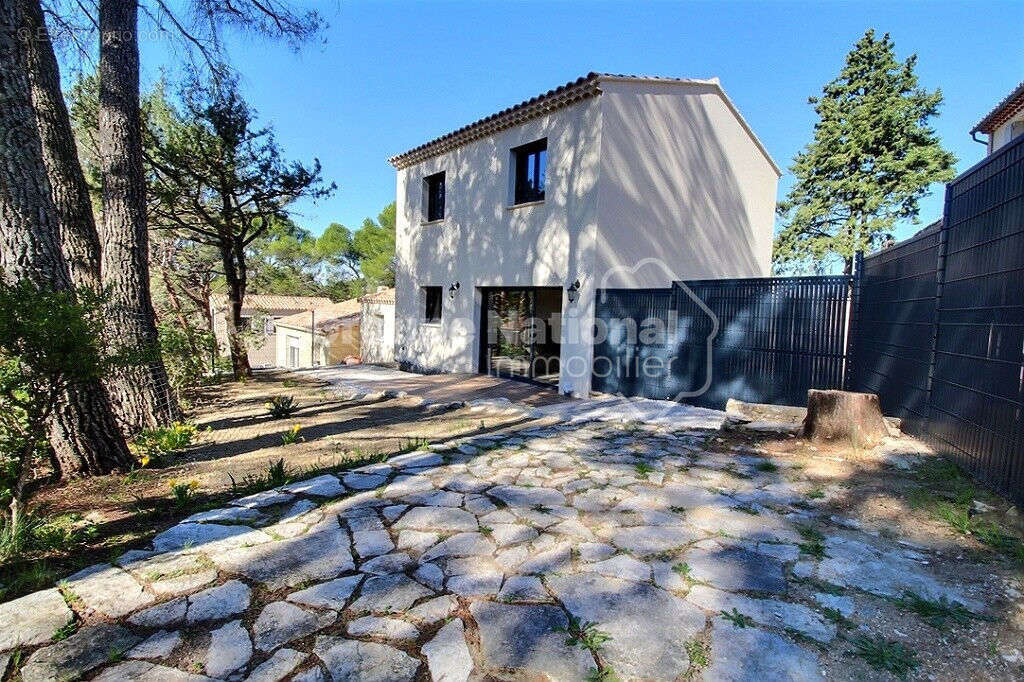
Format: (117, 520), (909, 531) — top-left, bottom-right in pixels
(774, 30), (956, 274)
(0, 0), (134, 479)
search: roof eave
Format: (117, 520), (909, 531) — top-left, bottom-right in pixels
(386, 73), (782, 177)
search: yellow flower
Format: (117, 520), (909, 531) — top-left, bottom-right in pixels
(167, 478), (178, 489)
(139, 454), (151, 467)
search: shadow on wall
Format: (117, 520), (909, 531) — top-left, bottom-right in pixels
(396, 99), (601, 372)
(596, 85), (769, 285)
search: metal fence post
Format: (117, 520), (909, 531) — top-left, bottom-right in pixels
(843, 250), (864, 391)
(925, 198), (951, 436)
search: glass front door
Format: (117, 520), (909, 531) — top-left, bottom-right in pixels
(481, 288), (561, 385)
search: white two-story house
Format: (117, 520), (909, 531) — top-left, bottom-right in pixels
(388, 72), (780, 397)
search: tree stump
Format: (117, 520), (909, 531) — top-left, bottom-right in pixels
(802, 389), (889, 448)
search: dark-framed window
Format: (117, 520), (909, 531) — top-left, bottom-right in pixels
(425, 171), (445, 221)
(423, 286), (442, 323)
(512, 139), (546, 204)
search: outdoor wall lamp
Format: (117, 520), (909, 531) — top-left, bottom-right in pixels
(566, 279), (581, 303)
(448, 281), (461, 299)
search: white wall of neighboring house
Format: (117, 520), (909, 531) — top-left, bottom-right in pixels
(392, 76), (779, 397)
(276, 326), (316, 369)
(361, 300), (396, 364)
(989, 110), (1024, 154)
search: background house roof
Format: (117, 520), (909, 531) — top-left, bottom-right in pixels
(972, 81), (1024, 135)
(359, 288), (396, 305)
(209, 294), (333, 315)
(275, 299), (362, 333)
(387, 72), (780, 176)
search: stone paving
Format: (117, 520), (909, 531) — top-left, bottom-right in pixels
(0, 420), (990, 681)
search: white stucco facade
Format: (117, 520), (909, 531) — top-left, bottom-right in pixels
(391, 74), (780, 397)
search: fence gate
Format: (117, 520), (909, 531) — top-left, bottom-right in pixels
(592, 276), (852, 410)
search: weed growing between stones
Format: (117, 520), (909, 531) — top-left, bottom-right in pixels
(756, 460), (779, 473)
(797, 525), (827, 559)
(848, 634), (919, 680)
(721, 608), (755, 628)
(559, 616), (612, 654)
(685, 638), (710, 668)
(894, 591), (987, 629)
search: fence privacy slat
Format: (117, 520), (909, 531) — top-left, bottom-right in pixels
(592, 277), (852, 409)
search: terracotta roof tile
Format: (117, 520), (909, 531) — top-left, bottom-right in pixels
(359, 288), (396, 305)
(209, 293), (332, 314)
(972, 81), (1024, 135)
(386, 72), (779, 175)
(275, 299), (362, 332)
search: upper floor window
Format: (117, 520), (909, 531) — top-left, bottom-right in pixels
(424, 171), (445, 222)
(512, 139), (546, 204)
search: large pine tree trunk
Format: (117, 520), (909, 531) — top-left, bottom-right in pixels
(220, 242), (253, 379)
(0, 0), (134, 478)
(21, 0), (101, 290)
(98, 0), (179, 430)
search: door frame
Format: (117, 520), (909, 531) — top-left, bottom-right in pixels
(477, 286), (562, 386)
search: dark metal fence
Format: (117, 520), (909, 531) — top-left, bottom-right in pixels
(848, 227), (941, 434)
(592, 277), (852, 409)
(591, 134), (1023, 501)
(925, 135), (1023, 498)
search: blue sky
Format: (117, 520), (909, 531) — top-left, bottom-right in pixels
(138, 0), (1023, 240)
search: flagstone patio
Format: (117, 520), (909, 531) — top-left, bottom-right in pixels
(0, 420), (1003, 681)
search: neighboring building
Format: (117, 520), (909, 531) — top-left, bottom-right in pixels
(209, 294), (332, 368)
(972, 81), (1024, 155)
(274, 299), (362, 369)
(388, 72), (780, 397)
(359, 288), (396, 365)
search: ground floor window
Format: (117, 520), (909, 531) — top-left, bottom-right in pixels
(423, 286), (442, 324)
(286, 335), (301, 368)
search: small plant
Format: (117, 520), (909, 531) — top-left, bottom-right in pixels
(735, 504), (760, 515)
(755, 460), (779, 473)
(281, 423), (305, 445)
(848, 635), (919, 680)
(168, 479), (199, 509)
(685, 638), (710, 668)
(585, 667), (620, 682)
(266, 458), (288, 487)
(479, 525), (493, 536)
(265, 395), (298, 419)
(132, 422), (198, 466)
(559, 616), (612, 653)
(806, 488), (826, 500)
(797, 524), (827, 559)
(396, 437), (429, 454)
(52, 620), (78, 642)
(821, 606), (854, 627)
(721, 607), (755, 628)
(672, 562), (692, 578)
(107, 646), (126, 663)
(895, 591), (983, 629)
(634, 462), (653, 478)
(669, 505), (686, 514)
